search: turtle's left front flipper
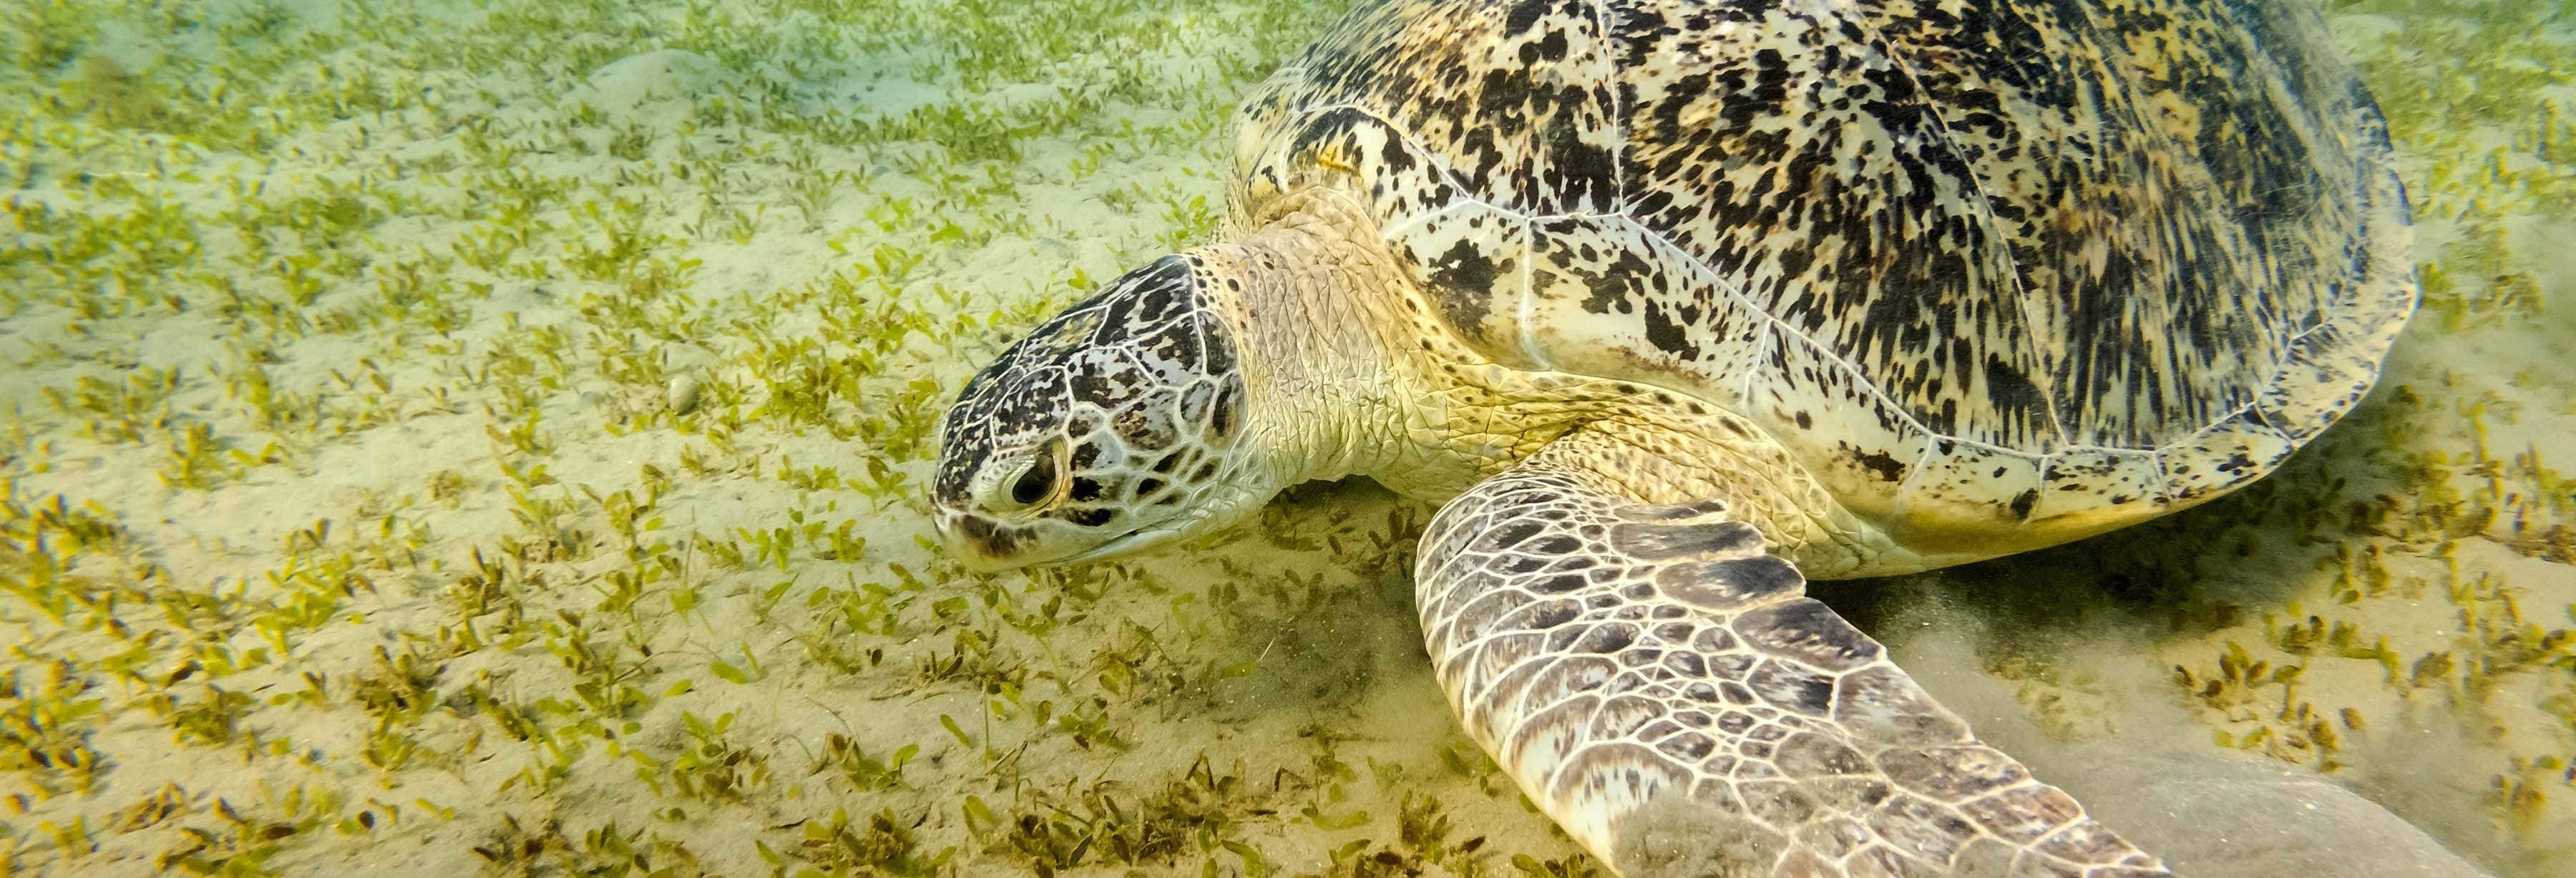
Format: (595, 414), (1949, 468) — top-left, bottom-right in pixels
(1415, 434), (2171, 877)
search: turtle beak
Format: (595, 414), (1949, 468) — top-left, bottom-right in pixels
(932, 509), (1030, 572)
(935, 504), (1194, 571)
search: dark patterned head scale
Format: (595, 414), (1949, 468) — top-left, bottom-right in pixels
(933, 255), (1250, 568)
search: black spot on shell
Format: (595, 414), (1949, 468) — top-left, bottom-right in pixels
(1853, 450), (1906, 482)
(1428, 238), (1501, 327)
(1641, 299), (1689, 354)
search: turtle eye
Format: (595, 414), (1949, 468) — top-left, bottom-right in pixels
(990, 437), (1067, 513)
(1009, 456), (1058, 507)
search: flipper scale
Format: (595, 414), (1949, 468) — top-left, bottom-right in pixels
(1415, 431), (2171, 877)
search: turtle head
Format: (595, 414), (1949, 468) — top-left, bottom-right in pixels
(933, 255), (1267, 570)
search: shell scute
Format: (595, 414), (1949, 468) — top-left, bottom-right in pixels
(1289, 0), (1624, 216)
(1747, 333), (1934, 522)
(1890, 441), (2046, 547)
(1231, 0), (2411, 545)
(1523, 216), (1770, 387)
(2025, 449), (2165, 542)
(2158, 411), (2297, 507)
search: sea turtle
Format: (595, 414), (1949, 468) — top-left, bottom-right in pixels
(932, 0), (2414, 874)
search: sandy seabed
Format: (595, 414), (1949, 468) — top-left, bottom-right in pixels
(0, 0), (2570, 876)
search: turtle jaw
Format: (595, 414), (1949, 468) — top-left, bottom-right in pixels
(931, 507), (1196, 572)
(1050, 519), (1191, 565)
(932, 466), (1277, 572)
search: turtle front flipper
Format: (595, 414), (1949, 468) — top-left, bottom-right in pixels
(1416, 436), (2172, 878)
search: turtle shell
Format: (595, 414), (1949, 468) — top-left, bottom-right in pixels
(1227, 0), (2413, 551)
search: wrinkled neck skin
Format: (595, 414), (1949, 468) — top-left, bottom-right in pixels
(1193, 190), (1887, 573)
(1186, 192), (1462, 497)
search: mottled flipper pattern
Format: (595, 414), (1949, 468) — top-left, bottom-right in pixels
(1417, 434), (2170, 877)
